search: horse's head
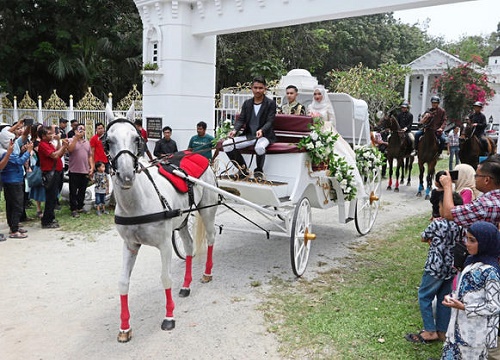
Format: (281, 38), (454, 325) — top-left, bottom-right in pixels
(378, 113), (400, 134)
(105, 104), (143, 189)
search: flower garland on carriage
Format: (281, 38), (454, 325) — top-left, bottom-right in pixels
(297, 117), (383, 201)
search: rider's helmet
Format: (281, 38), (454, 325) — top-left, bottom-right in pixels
(473, 101), (484, 107)
(430, 96), (440, 103)
(400, 101), (409, 108)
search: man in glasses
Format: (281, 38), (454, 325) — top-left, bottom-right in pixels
(440, 155), (500, 226)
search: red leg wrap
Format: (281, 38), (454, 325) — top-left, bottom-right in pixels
(205, 245), (214, 275)
(388, 178), (392, 187)
(120, 294), (130, 330)
(182, 255), (193, 288)
(165, 289), (175, 318)
(395, 180), (399, 188)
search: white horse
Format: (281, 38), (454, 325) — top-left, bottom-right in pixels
(105, 105), (218, 342)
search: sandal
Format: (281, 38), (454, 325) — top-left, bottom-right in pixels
(0, 234), (6, 242)
(18, 228), (28, 234)
(404, 331), (438, 344)
(9, 232), (28, 239)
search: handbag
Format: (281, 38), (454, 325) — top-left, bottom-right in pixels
(453, 240), (469, 271)
(42, 160), (57, 190)
(26, 166), (43, 187)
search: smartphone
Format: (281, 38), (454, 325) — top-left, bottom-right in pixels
(449, 170), (459, 181)
(24, 118), (34, 126)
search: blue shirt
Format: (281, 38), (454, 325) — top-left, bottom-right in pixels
(0, 151), (30, 184)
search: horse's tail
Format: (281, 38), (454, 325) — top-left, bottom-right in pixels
(194, 212), (207, 254)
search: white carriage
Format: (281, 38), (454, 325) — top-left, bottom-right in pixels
(173, 94), (382, 277)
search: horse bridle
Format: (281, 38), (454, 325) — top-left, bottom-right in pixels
(105, 118), (143, 174)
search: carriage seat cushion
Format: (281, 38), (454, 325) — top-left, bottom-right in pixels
(157, 151), (209, 193)
(218, 114), (313, 154)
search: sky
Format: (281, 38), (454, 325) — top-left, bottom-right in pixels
(394, 0), (499, 41)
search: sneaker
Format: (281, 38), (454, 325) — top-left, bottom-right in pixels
(55, 204), (62, 211)
(77, 208), (89, 214)
(96, 210), (102, 216)
(71, 211), (80, 218)
(102, 210), (109, 215)
(42, 222), (60, 229)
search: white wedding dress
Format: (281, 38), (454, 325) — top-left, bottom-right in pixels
(307, 104), (366, 199)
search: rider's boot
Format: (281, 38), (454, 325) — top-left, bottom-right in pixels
(254, 154), (266, 179)
(410, 142), (418, 157)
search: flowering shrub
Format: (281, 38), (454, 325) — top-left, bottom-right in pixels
(355, 145), (384, 179)
(433, 61), (495, 123)
(212, 119), (233, 146)
(298, 118), (357, 201)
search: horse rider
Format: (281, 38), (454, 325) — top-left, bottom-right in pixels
(467, 101), (489, 155)
(411, 96), (447, 157)
(396, 101), (414, 150)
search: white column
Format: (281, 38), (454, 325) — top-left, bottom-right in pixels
(136, 1), (216, 150)
(404, 74), (410, 102)
(421, 74), (429, 116)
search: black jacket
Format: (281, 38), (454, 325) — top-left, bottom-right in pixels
(234, 96), (276, 143)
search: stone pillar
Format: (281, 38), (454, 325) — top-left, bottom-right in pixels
(404, 74), (410, 102)
(421, 74), (429, 116)
(135, 0), (216, 149)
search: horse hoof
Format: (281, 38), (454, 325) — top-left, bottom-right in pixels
(394, 188), (399, 193)
(179, 288), (191, 297)
(201, 274), (213, 283)
(416, 192), (422, 197)
(117, 328), (132, 343)
(406, 182), (411, 186)
(425, 195), (430, 200)
(386, 186), (392, 190)
(161, 319), (175, 331)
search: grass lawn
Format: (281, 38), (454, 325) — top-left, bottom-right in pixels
(261, 214), (444, 359)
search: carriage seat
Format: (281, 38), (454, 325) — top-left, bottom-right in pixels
(219, 114), (313, 155)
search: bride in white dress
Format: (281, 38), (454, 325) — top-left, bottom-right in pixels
(307, 85), (366, 197)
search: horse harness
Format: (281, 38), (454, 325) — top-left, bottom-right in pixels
(105, 118), (219, 226)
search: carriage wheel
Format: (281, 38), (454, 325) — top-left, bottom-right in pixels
(355, 166), (382, 235)
(290, 197), (314, 277)
(172, 213), (197, 260)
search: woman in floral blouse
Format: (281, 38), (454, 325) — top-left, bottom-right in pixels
(441, 221), (500, 359)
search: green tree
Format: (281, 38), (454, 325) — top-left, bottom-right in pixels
(433, 61), (495, 124)
(326, 62), (411, 124)
(0, 0), (142, 101)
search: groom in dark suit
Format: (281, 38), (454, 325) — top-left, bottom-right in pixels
(223, 76), (276, 178)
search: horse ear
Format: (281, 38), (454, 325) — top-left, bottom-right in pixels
(105, 104), (115, 122)
(126, 104), (135, 121)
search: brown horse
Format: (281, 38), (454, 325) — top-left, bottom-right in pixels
(459, 123), (496, 169)
(379, 114), (414, 191)
(416, 124), (439, 200)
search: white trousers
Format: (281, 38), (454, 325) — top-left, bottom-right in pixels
(222, 136), (270, 156)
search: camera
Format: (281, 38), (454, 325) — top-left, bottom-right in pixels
(449, 170), (459, 181)
(24, 118), (34, 126)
